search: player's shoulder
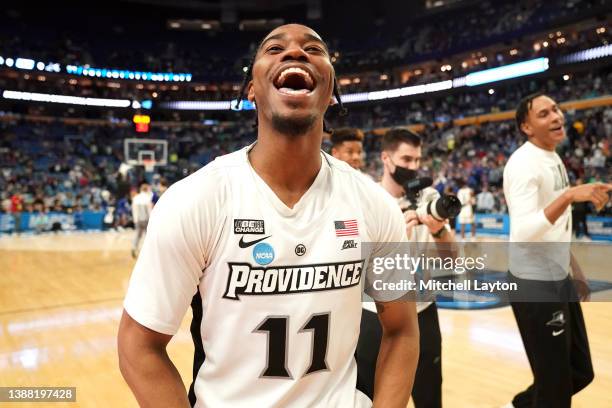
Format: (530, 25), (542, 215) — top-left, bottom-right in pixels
(326, 153), (399, 212)
(505, 142), (535, 174)
(209, 146), (250, 170)
(156, 148), (247, 213)
(327, 153), (383, 192)
(507, 141), (538, 164)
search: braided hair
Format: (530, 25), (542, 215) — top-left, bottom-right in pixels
(233, 39), (347, 134)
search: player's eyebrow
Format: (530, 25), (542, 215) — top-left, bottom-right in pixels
(260, 32), (329, 53)
(303, 33), (329, 52)
(260, 33), (286, 48)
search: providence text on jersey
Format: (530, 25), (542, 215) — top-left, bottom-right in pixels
(223, 260), (365, 300)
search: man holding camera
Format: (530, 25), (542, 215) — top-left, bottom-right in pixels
(356, 128), (456, 407)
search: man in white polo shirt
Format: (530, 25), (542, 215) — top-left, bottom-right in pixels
(503, 93), (611, 408)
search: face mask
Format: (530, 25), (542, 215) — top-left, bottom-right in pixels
(390, 159), (418, 185)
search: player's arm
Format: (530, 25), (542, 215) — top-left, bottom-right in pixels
(118, 311), (190, 408)
(372, 300), (419, 408)
(544, 183), (612, 224)
(118, 180), (212, 406)
(365, 184), (420, 406)
(503, 166), (609, 240)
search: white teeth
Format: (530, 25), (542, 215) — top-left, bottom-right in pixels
(276, 67), (313, 88)
(278, 87), (310, 95)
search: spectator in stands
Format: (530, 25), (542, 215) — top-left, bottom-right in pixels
(476, 185), (495, 213)
(10, 190), (23, 234)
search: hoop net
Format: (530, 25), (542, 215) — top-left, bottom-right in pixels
(143, 159), (156, 173)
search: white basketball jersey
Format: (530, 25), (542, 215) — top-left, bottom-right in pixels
(124, 145), (407, 407)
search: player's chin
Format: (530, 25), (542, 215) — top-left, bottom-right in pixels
(549, 128), (566, 140)
(271, 94), (323, 118)
(273, 109), (317, 124)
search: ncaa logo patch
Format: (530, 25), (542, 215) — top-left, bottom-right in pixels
(253, 242), (275, 266)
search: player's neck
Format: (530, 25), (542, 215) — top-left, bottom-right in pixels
(381, 174), (404, 198)
(529, 137), (556, 152)
(249, 125), (323, 208)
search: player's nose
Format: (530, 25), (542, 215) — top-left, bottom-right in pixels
(551, 109), (564, 123)
(281, 44), (309, 62)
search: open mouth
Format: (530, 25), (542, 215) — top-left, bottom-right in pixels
(549, 125), (564, 132)
(273, 66), (315, 95)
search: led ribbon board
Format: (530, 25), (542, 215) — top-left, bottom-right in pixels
(2, 90), (132, 108)
(65, 65), (192, 82)
(557, 44), (612, 64)
(464, 58), (549, 87)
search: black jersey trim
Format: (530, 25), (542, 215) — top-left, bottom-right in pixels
(188, 291), (205, 407)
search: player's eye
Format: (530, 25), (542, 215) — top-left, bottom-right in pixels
(305, 46), (324, 53)
(266, 45), (283, 53)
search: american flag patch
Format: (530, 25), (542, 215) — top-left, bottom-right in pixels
(334, 220), (359, 237)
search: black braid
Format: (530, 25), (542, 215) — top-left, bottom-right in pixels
(324, 77), (348, 134)
(333, 78), (347, 117)
(234, 53), (256, 111)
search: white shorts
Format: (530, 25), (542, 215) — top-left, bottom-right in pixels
(458, 206), (474, 224)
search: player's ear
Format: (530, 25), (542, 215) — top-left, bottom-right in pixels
(380, 150), (388, 164)
(247, 80), (255, 103)
(520, 122), (532, 137)
(329, 76), (337, 106)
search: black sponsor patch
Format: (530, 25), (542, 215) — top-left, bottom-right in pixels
(234, 219), (265, 234)
(341, 239), (358, 250)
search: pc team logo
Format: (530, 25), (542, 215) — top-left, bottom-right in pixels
(253, 242), (275, 265)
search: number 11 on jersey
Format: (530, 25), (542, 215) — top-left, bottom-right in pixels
(255, 313), (330, 379)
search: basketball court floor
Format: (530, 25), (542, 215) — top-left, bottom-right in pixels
(1, 231), (611, 407)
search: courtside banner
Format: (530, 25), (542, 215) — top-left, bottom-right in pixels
(587, 216), (612, 241)
(360, 242), (612, 305)
(0, 211), (104, 233)
(455, 215), (612, 242)
(455, 214), (509, 235)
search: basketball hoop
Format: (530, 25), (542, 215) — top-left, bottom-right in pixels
(143, 159), (156, 173)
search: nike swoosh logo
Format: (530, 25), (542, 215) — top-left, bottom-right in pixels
(552, 329), (565, 337)
(238, 235), (271, 248)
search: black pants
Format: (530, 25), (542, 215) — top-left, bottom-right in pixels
(572, 211), (590, 238)
(509, 275), (594, 408)
(355, 304), (442, 408)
